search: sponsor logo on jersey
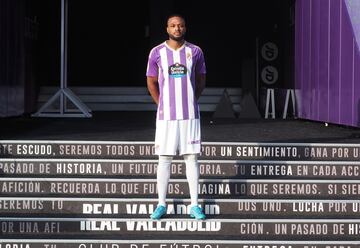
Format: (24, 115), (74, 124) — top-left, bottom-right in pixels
(169, 63), (187, 78)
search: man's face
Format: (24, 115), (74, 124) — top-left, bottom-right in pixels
(167, 16), (186, 41)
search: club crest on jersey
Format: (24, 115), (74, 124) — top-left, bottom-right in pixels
(168, 63), (187, 78)
(186, 52), (192, 60)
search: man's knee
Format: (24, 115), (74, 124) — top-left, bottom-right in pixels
(159, 155), (173, 164)
(183, 154), (198, 163)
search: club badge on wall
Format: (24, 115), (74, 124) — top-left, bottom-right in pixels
(260, 42), (279, 86)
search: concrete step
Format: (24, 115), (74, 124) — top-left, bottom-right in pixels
(0, 218), (360, 240)
(1, 239), (360, 248)
(0, 178), (359, 199)
(1, 159), (360, 179)
(1, 141), (360, 161)
(0, 198), (359, 219)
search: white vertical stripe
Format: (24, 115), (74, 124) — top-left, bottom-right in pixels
(160, 47), (170, 120)
(173, 51), (183, 119)
(185, 47), (195, 119)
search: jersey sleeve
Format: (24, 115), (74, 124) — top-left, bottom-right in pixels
(195, 48), (206, 75)
(146, 49), (159, 77)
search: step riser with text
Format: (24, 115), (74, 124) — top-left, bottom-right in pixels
(1, 140), (359, 244)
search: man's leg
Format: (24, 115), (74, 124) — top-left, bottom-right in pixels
(179, 118), (205, 220)
(152, 119), (178, 220)
(157, 155), (173, 206)
(150, 155), (173, 220)
(183, 154), (199, 206)
(184, 153), (206, 220)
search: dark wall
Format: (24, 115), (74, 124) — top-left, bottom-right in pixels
(36, 0), (60, 86)
(68, 0), (149, 86)
(34, 0), (294, 87)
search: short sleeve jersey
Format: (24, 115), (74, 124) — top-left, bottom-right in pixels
(146, 41), (206, 121)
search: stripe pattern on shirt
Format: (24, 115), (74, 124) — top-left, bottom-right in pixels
(147, 42), (204, 121)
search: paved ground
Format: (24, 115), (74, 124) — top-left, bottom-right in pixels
(1, 111), (360, 143)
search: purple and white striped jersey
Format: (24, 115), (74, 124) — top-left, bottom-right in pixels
(146, 41), (206, 120)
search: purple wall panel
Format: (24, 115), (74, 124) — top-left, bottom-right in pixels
(301, 0), (311, 119)
(340, 2), (355, 124)
(354, 42), (360, 126)
(295, 0), (360, 127)
(310, 0), (320, 120)
(295, 0), (303, 115)
(318, 0), (330, 121)
(345, 0), (360, 52)
(328, 0), (341, 123)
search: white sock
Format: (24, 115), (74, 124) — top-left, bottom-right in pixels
(184, 154), (199, 207)
(157, 155), (173, 207)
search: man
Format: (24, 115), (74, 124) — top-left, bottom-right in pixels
(146, 14), (206, 220)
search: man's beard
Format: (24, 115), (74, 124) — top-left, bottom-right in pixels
(169, 34), (185, 42)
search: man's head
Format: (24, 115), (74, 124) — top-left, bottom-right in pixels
(166, 14), (186, 42)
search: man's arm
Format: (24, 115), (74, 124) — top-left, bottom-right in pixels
(147, 76), (159, 105)
(195, 73), (206, 100)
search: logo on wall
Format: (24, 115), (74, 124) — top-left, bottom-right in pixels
(261, 42), (279, 86)
(261, 65), (278, 85)
(258, 39), (281, 87)
(261, 42), (278, 61)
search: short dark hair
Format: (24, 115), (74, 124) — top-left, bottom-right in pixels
(166, 13), (186, 26)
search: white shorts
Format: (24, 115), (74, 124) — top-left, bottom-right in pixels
(155, 119), (201, 156)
